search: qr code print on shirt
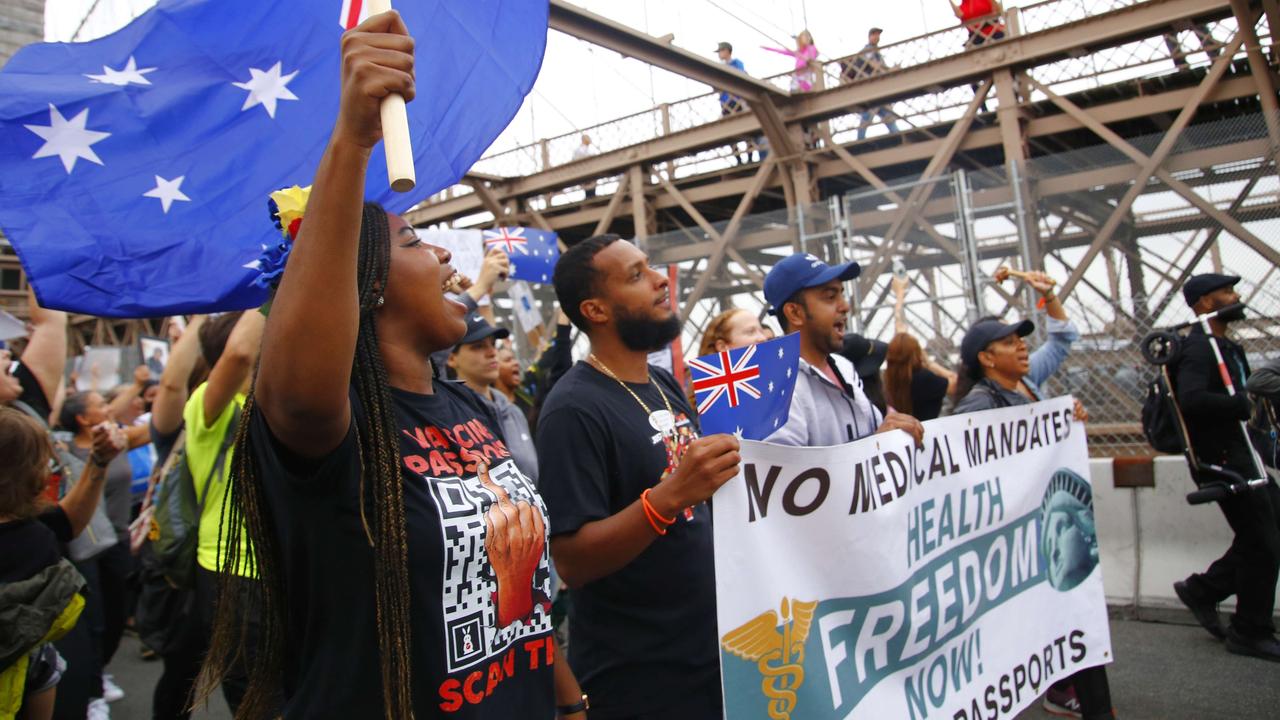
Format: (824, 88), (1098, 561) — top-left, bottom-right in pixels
(430, 458), (552, 673)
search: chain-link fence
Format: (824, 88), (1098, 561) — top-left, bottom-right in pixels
(531, 110), (1278, 459)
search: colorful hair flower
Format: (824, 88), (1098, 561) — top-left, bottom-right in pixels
(268, 185), (311, 240)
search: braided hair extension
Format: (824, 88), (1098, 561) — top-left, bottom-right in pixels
(196, 203), (415, 719)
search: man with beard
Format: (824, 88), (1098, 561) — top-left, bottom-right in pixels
(1171, 273), (1280, 661)
(764, 253), (923, 447)
(536, 235), (741, 719)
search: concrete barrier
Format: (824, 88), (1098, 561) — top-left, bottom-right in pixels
(1092, 456), (1280, 621)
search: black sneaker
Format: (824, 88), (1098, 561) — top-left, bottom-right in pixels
(1174, 580), (1225, 639)
(1225, 628), (1280, 662)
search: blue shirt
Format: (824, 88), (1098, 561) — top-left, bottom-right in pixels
(720, 58), (747, 107)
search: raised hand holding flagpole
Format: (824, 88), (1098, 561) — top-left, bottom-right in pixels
(366, 0), (416, 192)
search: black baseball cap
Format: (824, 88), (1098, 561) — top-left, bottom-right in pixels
(455, 313), (510, 349)
(1182, 273), (1240, 308)
(842, 333), (888, 378)
(960, 318), (1035, 368)
(716, 41), (733, 53)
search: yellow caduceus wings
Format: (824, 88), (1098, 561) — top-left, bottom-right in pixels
(721, 598), (818, 720)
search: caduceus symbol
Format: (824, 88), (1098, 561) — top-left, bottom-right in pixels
(721, 597), (818, 720)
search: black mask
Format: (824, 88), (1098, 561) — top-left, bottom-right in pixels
(615, 305), (682, 353)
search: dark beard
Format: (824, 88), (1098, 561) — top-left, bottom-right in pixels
(615, 306), (682, 353)
(1217, 301), (1246, 323)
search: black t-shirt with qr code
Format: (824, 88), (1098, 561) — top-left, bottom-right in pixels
(535, 362), (719, 719)
(250, 381), (554, 719)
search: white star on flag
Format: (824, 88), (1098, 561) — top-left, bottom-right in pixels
(768, 381), (774, 393)
(734, 426), (744, 439)
(778, 346), (785, 359)
(85, 56), (156, 86)
(25, 104), (111, 174)
(143, 175), (191, 213)
(773, 418), (780, 427)
(232, 62), (299, 118)
(243, 244), (269, 271)
(786, 367), (792, 378)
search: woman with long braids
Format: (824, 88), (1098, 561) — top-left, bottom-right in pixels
(197, 12), (577, 719)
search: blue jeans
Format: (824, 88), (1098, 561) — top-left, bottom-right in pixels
(857, 108), (900, 140)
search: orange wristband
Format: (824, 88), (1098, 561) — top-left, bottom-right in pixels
(641, 488), (676, 535)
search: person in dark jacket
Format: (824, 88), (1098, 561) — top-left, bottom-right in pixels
(952, 318), (1109, 719)
(1, 406), (125, 719)
(1170, 273), (1280, 662)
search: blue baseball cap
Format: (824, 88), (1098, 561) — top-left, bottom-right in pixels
(960, 318), (1035, 367)
(764, 253), (861, 314)
(455, 312), (510, 349)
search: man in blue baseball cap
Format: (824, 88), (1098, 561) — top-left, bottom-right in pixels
(763, 253), (923, 446)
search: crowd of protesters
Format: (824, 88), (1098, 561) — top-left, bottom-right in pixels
(3, 8), (1278, 720)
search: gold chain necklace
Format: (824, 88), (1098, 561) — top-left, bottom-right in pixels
(588, 353), (676, 435)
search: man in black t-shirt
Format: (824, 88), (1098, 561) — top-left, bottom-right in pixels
(1170, 274), (1280, 662)
(537, 235), (741, 719)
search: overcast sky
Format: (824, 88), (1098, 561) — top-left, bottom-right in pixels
(45, 0), (1016, 156)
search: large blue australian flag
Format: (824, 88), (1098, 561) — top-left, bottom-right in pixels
(689, 332), (800, 440)
(483, 226), (559, 284)
(0, 0), (548, 317)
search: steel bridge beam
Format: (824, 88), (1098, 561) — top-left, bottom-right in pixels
(410, 0), (1239, 226)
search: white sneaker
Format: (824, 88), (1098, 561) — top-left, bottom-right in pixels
(103, 674), (125, 702)
(87, 697), (111, 720)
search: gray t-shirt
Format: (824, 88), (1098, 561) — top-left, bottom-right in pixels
(70, 443), (133, 540)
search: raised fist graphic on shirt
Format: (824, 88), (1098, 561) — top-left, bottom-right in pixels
(475, 457), (546, 627)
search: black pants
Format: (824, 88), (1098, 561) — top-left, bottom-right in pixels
(97, 540), (132, 666)
(1185, 477), (1280, 638)
(1064, 666), (1114, 720)
(151, 567), (265, 719)
(50, 610), (95, 719)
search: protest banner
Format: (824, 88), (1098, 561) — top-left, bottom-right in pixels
(714, 396), (1110, 720)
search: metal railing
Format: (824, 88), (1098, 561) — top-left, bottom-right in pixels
(598, 111), (1280, 458)
(446, 0), (1206, 189)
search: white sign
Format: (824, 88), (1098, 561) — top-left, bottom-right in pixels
(714, 397), (1111, 720)
(76, 346), (124, 392)
(418, 228), (487, 305)
(507, 280), (542, 333)
(0, 310), (26, 342)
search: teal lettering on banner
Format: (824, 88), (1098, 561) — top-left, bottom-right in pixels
(720, 511), (1045, 717)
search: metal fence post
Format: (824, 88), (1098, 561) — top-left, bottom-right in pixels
(952, 169), (986, 322)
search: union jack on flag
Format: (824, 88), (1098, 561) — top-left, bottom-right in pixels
(689, 333), (800, 440)
(483, 226), (529, 255)
(690, 345), (762, 415)
(340, 0), (370, 29)
(482, 226), (559, 284)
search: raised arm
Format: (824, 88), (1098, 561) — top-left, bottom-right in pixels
(255, 11), (415, 457)
(464, 247), (510, 326)
(761, 45), (798, 59)
(152, 315), (206, 435)
(107, 365), (150, 422)
(892, 275), (909, 336)
(60, 423), (125, 536)
(203, 311), (264, 428)
(18, 284), (67, 409)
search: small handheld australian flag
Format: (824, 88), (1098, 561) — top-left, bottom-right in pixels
(689, 333), (800, 440)
(483, 227), (559, 284)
